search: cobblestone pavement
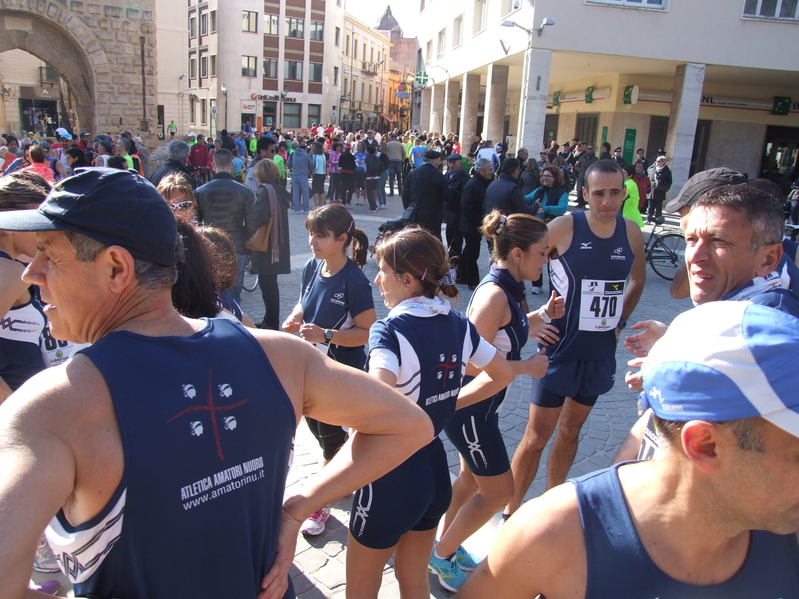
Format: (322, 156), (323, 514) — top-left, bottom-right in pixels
(236, 187), (691, 598)
(33, 184), (690, 598)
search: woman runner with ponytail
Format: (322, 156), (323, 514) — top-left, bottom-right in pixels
(430, 210), (563, 591)
(345, 226), (515, 598)
(282, 203), (376, 536)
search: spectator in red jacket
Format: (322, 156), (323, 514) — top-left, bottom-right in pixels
(633, 161), (651, 214)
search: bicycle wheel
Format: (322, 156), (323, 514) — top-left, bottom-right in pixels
(647, 233), (686, 281)
(242, 255), (259, 292)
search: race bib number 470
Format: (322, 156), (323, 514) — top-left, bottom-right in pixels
(578, 279), (625, 332)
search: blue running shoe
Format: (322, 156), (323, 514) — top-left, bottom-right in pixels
(455, 545), (481, 571)
(428, 550), (468, 592)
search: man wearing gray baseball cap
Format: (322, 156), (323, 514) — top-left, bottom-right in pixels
(458, 301), (799, 599)
(0, 168), (433, 599)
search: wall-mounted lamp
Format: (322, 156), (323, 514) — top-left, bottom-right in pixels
(501, 17), (555, 37)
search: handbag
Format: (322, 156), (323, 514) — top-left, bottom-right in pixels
(246, 184), (276, 252)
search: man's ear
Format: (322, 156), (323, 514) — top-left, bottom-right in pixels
(681, 420), (726, 474)
(102, 246), (138, 293)
(754, 242), (783, 278)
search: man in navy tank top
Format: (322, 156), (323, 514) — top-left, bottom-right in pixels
(459, 301), (799, 599)
(506, 160), (646, 516)
(0, 168), (434, 599)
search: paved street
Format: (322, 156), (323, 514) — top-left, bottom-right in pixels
(33, 185), (691, 598)
(236, 188), (691, 598)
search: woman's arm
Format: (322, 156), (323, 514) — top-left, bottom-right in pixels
(543, 191), (569, 217)
(299, 308), (377, 347)
(282, 301), (304, 334)
(463, 284), (512, 377)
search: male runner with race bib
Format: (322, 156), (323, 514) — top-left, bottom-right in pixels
(505, 159), (646, 517)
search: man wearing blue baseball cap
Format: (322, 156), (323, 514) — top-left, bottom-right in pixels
(458, 300), (799, 598)
(0, 168), (433, 599)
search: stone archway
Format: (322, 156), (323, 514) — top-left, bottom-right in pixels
(0, 0), (157, 142)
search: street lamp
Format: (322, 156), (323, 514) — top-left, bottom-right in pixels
(501, 17), (555, 37)
(220, 82), (227, 131)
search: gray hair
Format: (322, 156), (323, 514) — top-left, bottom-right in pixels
(61, 231), (178, 291)
(693, 185), (783, 251)
(167, 140), (191, 162)
(475, 157), (492, 172)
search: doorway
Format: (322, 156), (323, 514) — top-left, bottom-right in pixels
(576, 113), (599, 148)
(761, 125), (799, 193)
(646, 116), (669, 161)
(690, 120), (712, 177)
(544, 114), (559, 147)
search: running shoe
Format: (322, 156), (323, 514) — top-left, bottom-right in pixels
(29, 580), (61, 595)
(531, 286), (542, 295)
(428, 551), (468, 592)
(300, 506), (331, 536)
(454, 545), (481, 571)
(34, 536), (60, 573)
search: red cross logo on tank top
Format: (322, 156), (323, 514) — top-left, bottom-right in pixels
(168, 371), (249, 461)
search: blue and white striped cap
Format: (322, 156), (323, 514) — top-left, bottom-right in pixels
(641, 301), (799, 437)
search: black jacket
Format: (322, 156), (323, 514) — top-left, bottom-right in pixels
(445, 167), (471, 214)
(194, 172), (258, 254)
(483, 173), (530, 217)
(648, 164), (672, 201)
(575, 152), (598, 178)
(149, 159), (197, 189)
(220, 135), (237, 152)
(460, 173), (492, 234)
(402, 163), (450, 237)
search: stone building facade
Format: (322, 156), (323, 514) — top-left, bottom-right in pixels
(0, 0), (158, 143)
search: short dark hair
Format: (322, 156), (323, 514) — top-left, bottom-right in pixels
(501, 157), (520, 175)
(584, 159), (624, 186)
(256, 136), (276, 153)
(213, 148), (233, 169)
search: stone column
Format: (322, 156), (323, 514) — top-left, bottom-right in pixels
(516, 48), (552, 154)
(444, 79), (460, 136)
(459, 73), (480, 145)
(665, 63), (705, 199)
(483, 64), (509, 146)
(429, 83), (445, 134)
(419, 86), (432, 131)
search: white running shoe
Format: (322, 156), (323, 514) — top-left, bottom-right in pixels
(300, 506), (331, 536)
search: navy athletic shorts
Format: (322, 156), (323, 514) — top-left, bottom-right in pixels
(349, 437), (451, 549)
(530, 358), (616, 408)
(444, 404), (510, 477)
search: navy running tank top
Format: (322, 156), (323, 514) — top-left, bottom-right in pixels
(573, 465), (799, 599)
(459, 269), (529, 419)
(547, 212), (632, 362)
(46, 318), (296, 599)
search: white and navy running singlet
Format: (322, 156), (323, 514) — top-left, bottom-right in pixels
(547, 212), (633, 362)
(443, 269), (529, 476)
(350, 296), (495, 549)
(46, 318), (296, 599)
(0, 251), (46, 390)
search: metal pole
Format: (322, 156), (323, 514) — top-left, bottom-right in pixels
(139, 37), (148, 132)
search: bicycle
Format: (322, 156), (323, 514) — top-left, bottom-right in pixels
(644, 219), (686, 281)
(242, 254), (259, 292)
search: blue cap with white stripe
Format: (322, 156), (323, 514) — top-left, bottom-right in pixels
(641, 301), (799, 437)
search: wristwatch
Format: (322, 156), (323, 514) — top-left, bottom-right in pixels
(617, 318), (628, 330)
(324, 329), (334, 343)
(538, 306), (552, 324)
